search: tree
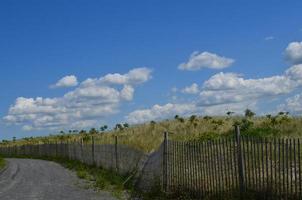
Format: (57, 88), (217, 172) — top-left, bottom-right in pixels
(178, 117), (185, 123)
(226, 111), (234, 116)
(189, 115), (197, 123)
(89, 128), (98, 134)
(244, 109), (255, 118)
(12, 136), (16, 142)
(115, 123), (123, 131)
(100, 125), (108, 132)
(203, 116), (212, 120)
(123, 123), (129, 128)
(150, 120), (156, 125)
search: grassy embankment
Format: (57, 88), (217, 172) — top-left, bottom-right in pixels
(0, 112), (300, 199)
(3, 112), (301, 153)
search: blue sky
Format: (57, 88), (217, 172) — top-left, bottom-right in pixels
(1, 0), (302, 140)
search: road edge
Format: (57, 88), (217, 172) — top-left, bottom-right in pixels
(0, 159), (8, 176)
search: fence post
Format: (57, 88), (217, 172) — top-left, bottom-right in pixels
(235, 125), (246, 195)
(115, 136), (119, 173)
(55, 140), (58, 157)
(91, 136), (95, 166)
(163, 131), (169, 193)
(80, 138), (84, 163)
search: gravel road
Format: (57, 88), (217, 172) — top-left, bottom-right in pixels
(0, 158), (117, 200)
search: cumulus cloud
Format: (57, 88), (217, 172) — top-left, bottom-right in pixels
(181, 83), (199, 94)
(126, 101), (257, 124)
(285, 41), (302, 64)
(178, 51), (234, 71)
(278, 94), (302, 115)
(202, 101), (257, 116)
(50, 75), (78, 88)
(82, 67), (152, 86)
(199, 72), (296, 106)
(126, 64), (302, 124)
(126, 41), (302, 123)
(4, 68), (152, 131)
(126, 103), (198, 124)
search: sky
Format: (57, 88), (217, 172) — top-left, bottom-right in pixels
(1, 0), (302, 140)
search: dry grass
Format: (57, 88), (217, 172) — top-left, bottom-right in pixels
(2, 114), (302, 153)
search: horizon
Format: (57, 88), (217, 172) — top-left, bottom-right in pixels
(2, 0), (302, 140)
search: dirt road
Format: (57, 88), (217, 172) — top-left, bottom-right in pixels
(0, 158), (117, 200)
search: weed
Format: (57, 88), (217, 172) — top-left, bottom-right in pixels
(0, 156), (5, 170)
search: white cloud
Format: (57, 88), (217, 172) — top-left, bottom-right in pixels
(120, 85), (135, 101)
(278, 94), (302, 115)
(127, 64), (302, 124)
(50, 75), (78, 88)
(199, 63), (302, 109)
(4, 68), (152, 131)
(126, 41), (302, 123)
(265, 36), (275, 41)
(126, 101), (257, 124)
(83, 67), (152, 86)
(178, 51), (234, 71)
(202, 101), (257, 116)
(285, 64), (302, 84)
(199, 72), (296, 106)
(285, 41), (302, 64)
(181, 83), (199, 94)
(126, 103), (198, 124)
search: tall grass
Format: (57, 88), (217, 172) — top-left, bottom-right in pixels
(2, 114), (302, 153)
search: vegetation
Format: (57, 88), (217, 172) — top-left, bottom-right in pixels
(0, 156), (5, 170)
(54, 157), (132, 199)
(1, 110), (302, 153)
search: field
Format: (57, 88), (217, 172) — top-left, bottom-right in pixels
(2, 112), (302, 153)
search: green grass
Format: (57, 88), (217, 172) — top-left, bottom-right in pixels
(0, 156), (5, 170)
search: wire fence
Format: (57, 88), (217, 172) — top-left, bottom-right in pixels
(1, 126), (302, 199)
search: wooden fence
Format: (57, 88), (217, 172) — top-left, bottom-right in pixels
(1, 126), (302, 199)
(163, 127), (302, 199)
